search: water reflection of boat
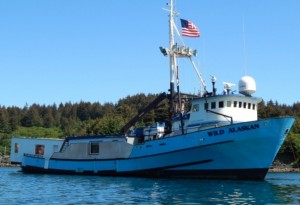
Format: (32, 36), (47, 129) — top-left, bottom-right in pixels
(78, 176), (287, 204)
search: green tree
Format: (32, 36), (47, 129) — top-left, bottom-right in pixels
(7, 106), (21, 132)
(77, 101), (91, 121)
(88, 114), (125, 135)
(60, 117), (78, 136)
(0, 108), (9, 133)
(21, 105), (43, 127)
(42, 106), (55, 128)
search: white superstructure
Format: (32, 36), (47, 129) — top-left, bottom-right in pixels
(10, 136), (64, 164)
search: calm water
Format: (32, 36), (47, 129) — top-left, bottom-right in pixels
(1, 167), (299, 205)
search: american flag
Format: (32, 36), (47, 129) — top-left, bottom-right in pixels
(180, 19), (200, 37)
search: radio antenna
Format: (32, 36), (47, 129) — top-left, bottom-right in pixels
(242, 15), (247, 76)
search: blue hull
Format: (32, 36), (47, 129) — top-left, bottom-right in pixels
(21, 117), (295, 180)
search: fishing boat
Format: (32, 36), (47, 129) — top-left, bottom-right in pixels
(20, 0), (294, 180)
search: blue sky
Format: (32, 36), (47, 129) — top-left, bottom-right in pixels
(0, 0), (299, 107)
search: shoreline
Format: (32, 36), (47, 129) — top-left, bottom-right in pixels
(270, 159), (300, 173)
(269, 167), (300, 173)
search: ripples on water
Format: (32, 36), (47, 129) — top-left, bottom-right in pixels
(0, 167), (299, 204)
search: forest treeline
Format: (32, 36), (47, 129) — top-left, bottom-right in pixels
(0, 93), (299, 165)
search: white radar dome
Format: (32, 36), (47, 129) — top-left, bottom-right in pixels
(238, 76), (256, 96)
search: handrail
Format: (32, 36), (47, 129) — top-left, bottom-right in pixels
(206, 109), (233, 124)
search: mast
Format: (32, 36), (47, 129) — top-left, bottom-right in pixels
(160, 0), (205, 132)
(168, 0), (176, 127)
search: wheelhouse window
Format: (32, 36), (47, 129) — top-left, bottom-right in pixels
(211, 102), (216, 109)
(35, 145), (45, 155)
(243, 102), (247, 108)
(227, 101), (231, 107)
(90, 142), (99, 154)
(248, 103), (251, 109)
(252, 104), (256, 110)
(204, 102), (209, 110)
(233, 101), (237, 107)
(14, 143), (19, 153)
(192, 104), (199, 112)
(239, 102), (242, 108)
(219, 101), (224, 108)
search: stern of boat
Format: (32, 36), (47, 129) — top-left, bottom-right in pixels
(21, 154), (47, 173)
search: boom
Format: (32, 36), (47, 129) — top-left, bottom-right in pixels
(121, 92), (168, 133)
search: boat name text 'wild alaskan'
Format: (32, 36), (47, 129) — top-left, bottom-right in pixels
(207, 124), (260, 137)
